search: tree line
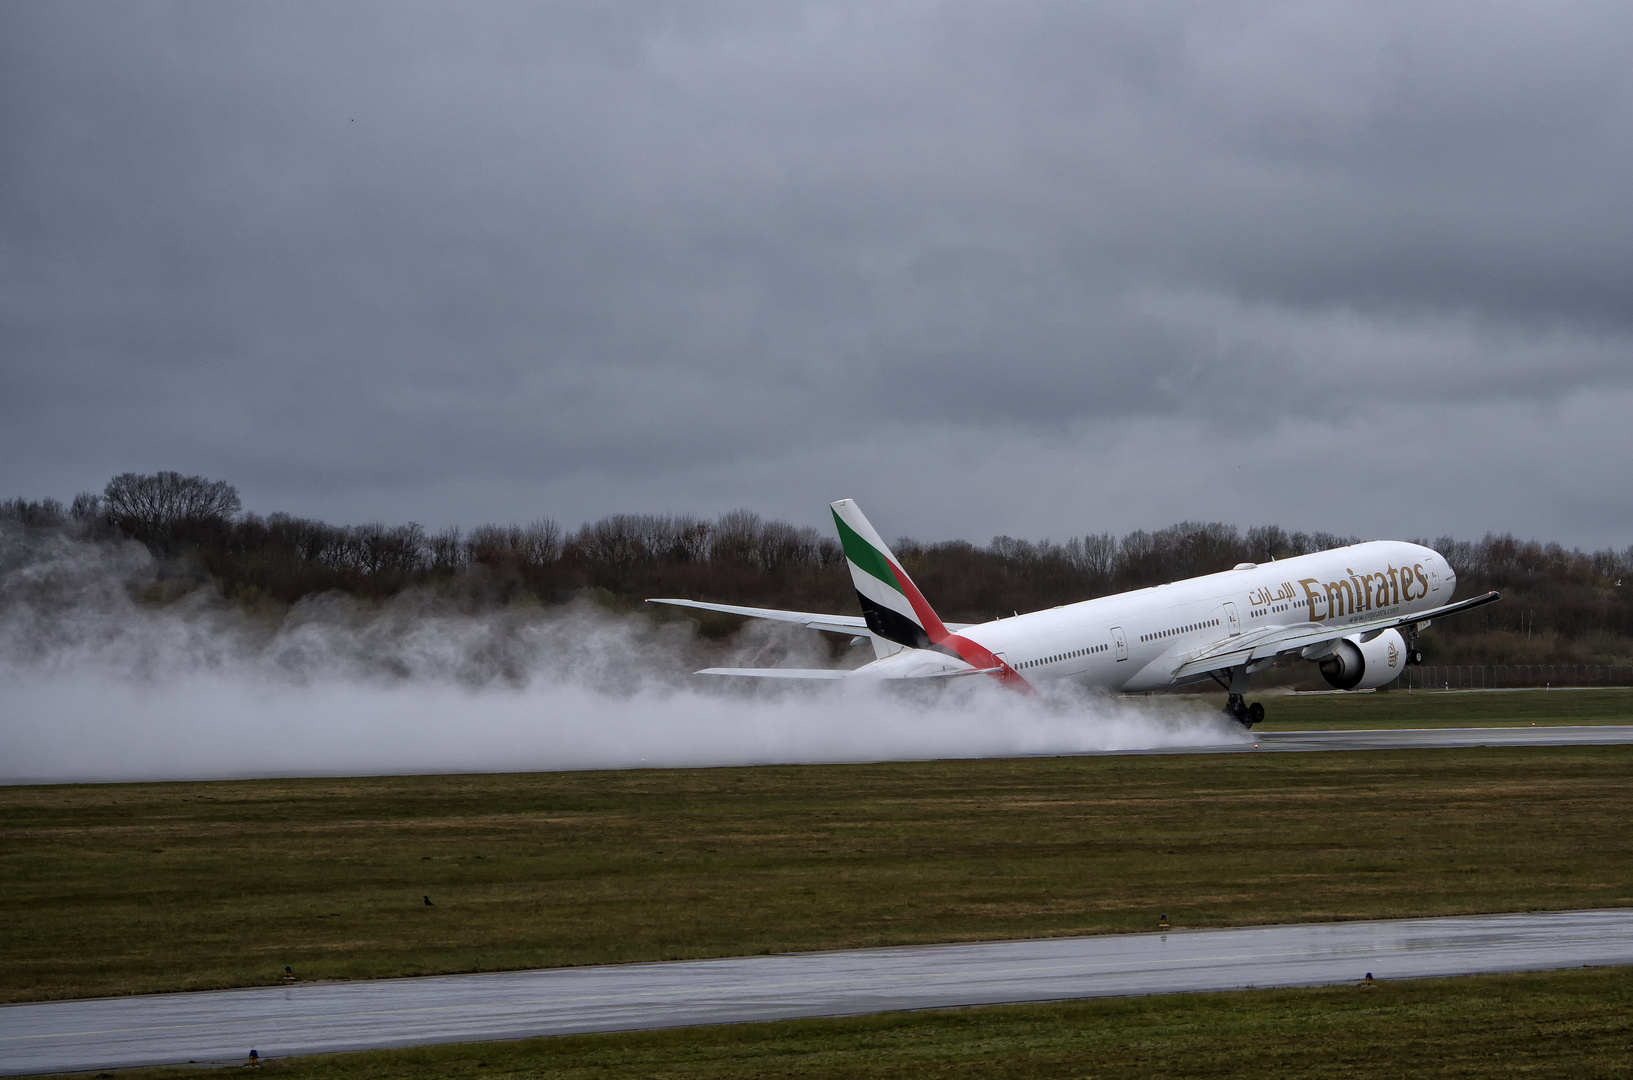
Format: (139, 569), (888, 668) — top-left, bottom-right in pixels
(4, 471), (1630, 665)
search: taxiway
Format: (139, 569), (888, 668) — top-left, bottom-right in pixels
(4, 908), (1631, 1075)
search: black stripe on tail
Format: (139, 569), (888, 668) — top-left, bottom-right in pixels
(856, 592), (931, 650)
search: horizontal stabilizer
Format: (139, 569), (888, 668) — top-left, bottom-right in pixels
(695, 663), (1002, 681)
(912, 666), (1004, 679)
(695, 667), (851, 679)
(648, 598), (866, 636)
(650, 597), (971, 635)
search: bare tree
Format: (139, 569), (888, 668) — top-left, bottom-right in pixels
(709, 509), (763, 566)
(70, 493), (104, 522)
(575, 514), (647, 569)
(0, 498), (66, 526)
(758, 520), (823, 573)
(468, 520), (562, 571)
(429, 527), (466, 573)
(1245, 525), (1290, 563)
(349, 522), (427, 576)
(1069, 531), (1118, 582)
(519, 519), (563, 567)
(103, 472), (241, 537)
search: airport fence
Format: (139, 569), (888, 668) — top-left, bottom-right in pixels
(1403, 664), (1633, 690)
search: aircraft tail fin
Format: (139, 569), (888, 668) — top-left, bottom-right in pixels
(829, 499), (950, 653)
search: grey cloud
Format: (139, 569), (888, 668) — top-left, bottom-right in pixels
(2, 2), (1629, 541)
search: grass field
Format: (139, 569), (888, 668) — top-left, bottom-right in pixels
(26, 967), (1633, 1079)
(4, 687), (1631, 1005)
(1252, 685), (1633, 730)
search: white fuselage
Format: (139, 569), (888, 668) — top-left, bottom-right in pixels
(936, 541), (1454, 691)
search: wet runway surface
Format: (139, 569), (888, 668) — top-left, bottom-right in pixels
(5, 908), (1631, 1074)
(1082, 724), (1633, 756)
(1251, 725), (1633, 752)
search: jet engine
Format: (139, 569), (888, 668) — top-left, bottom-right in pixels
(1318, 629), (1408, 691)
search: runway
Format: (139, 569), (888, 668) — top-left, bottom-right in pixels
(1082, 724), (1633, 756)
(1250, 725), (1633, 752)
(5, 908), (1631, 1075)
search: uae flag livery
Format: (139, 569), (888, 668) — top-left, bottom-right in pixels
(830, 500), (1020, 682)
(830, 499), (947, 650)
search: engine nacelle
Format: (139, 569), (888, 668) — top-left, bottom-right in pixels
(1318, 629), (1408, 691)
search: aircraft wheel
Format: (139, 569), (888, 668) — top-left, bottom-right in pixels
(1247, 701), (1265, 727)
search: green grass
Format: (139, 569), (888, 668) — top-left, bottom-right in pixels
(5, 738), (1632, 1003)
(31, 966), (1633, 1080)
(1253, 686), (1633, 729)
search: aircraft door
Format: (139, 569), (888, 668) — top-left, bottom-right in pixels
(1110, 626), (1128, 661)
(1224, 602), (1240, 636)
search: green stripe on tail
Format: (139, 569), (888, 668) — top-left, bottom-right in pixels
(831, 509), (904, 594)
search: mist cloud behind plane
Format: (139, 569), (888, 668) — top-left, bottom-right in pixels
(0, 526), (1241, 784)
(2, 2), (1631, 546)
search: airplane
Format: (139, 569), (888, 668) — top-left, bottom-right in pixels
(649, 500), (1500, 726)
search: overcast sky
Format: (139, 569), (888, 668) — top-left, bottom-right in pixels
(3, 2), (1630, 549)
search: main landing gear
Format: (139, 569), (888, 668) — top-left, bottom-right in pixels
(1214, 666), (1265, 728)
(1225, 695), (1264, 728)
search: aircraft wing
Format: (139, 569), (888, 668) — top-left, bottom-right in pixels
(648, 598), (974, 636)
(1172, 590), (1501, 679)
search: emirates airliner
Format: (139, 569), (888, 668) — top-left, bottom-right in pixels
(650, 500), (1499, 726)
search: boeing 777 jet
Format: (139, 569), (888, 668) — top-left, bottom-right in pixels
(649, 500), (1499, 726)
